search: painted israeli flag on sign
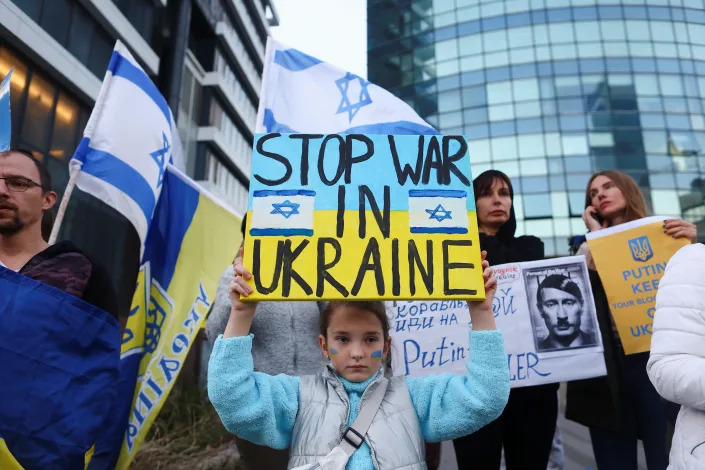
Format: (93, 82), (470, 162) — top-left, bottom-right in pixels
(250, 189), (315, 236)
(0, 69), (11, 152)
(257, 38), (438, 135)
(70, 41), (183, 248)
(408, 190), (469, 234)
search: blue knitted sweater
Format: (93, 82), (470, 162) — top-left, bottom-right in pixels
(208, 330), (509, 470)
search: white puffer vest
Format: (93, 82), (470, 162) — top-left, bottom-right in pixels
(647, 243), (705, 470)
(288, 366), (427, 470)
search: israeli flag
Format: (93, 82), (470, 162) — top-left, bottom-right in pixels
(250, 189), (315, 236)
(257, 38), (438, 135)
(408, 190), (469, 234)
(70, 41), (183, 247)
(0, 68), (11, 152)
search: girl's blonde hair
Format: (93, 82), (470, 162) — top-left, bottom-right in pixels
(584, 170), (648, 225)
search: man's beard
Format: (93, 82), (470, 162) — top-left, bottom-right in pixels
(0, 202), (23, 235)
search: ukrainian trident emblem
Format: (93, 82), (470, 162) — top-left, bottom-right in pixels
(628, 236), (653, 262)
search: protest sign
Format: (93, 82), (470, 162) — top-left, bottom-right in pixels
(389, 256), (607, 387)
(243, 133), (484, 301)
(586, 216), (689, 355)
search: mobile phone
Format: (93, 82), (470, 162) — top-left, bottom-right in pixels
(591, 208), (603, 224)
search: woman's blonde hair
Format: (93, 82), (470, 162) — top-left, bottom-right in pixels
(584, 170), (648, 225)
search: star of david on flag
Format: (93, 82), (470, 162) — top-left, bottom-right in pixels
(68, 40), (183, 250)
(149, 132), (171, 188)
(251, 189), (315, 236)
(409, 190), (469, 234)
(426, 204), (453, 223)
(271, 200), (300, 219)
(256, 38), (438, 135)
(335, 72), (372, 122)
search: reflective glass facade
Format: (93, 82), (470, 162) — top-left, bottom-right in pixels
(368, 0), (705, 254)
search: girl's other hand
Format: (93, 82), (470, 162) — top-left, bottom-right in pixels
(224, 247), (257, 338)
(663, 218), (697, 243)
(233, 247), (252, 281)
(467, 251), (498, 331)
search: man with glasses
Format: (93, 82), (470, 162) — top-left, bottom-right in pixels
(0, 149), (117, 318)
(536, 274), (597, 352)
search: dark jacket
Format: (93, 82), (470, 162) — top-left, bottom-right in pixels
(19, 241), (118, 319)
(565, 266), (629, 433)
(479, 204), (558, 399)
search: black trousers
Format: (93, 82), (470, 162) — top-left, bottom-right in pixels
(453, 384), (558, 470)
(588, 352), (669, 470)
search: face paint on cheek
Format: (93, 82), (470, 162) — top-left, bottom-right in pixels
(371, 350), (382, 361)
(329, 348), (339, 357)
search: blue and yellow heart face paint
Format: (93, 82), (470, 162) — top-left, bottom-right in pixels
(371, 350), (383, 361)
(329, 348), (340, 358)
(244, 133), (485, 302)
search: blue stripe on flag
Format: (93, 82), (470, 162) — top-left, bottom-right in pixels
(343, 120), (440, 135)
(410, 227), (469, 234)
(263, 108), (438, 136)
(263, 108), (298, 133)
(274, 49), (323, 71)
(409, 189), (467, 198)
(77, 138), (156, 223)
(108, 51), (171, 126)
(250, 228), (314, 237)
(253, 189), (316, 197)
(0, 69), (10, 152)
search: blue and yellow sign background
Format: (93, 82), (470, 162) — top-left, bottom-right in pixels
(586, 216), (689, 354)
(244, 133), (484, 301)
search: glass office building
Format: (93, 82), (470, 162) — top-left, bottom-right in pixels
(368, 0), (705, 255)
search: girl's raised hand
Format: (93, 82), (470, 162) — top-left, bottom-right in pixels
(224, 247), (257, 338)
(467, 250), (498, 331)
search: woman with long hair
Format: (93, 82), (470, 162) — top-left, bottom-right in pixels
(453, 170), (558, 470)
(566, 170), (697, 470)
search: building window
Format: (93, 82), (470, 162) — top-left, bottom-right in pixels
(10, 0), (115, 78)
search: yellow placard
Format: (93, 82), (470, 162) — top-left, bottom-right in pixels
(244, 133), (484, 301)
(586, 216), (689, 354)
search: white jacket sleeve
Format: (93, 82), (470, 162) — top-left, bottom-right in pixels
(647, 243), (705, 411)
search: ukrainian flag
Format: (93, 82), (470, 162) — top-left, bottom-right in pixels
(86, 166), (242, 469)
(0, 266), (120, 469)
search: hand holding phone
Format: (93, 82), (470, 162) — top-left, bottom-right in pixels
(582, 206), (604, 232)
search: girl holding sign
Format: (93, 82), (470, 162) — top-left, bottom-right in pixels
(207, 252), (510, 470)
(453, 170), (559, 470)
(567, 170), (697, 470)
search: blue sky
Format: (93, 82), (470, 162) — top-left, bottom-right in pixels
(271, 0), (367, 78)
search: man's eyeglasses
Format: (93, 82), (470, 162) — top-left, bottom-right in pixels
(0, 176), (44, 192)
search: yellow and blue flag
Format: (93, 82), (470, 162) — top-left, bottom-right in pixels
(87, 165), (242, 469)
(0, 266), (120, 469)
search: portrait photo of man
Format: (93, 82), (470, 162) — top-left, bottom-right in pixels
(534, 273), (598, 352)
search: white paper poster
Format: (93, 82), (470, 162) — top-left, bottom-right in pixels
(388, 256), (607, 387)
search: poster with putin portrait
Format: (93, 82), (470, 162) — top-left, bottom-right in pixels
(388, 256), (606, 387)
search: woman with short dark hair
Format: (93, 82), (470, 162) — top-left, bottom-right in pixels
(453, 170), (557, 470)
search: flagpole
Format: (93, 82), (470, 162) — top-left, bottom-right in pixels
(48, 163), (81, 245)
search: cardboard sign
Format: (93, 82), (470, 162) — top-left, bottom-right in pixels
(389, 256), (607, 387)
(586, 216), (689, 354)
(244, 133), (484, 301)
